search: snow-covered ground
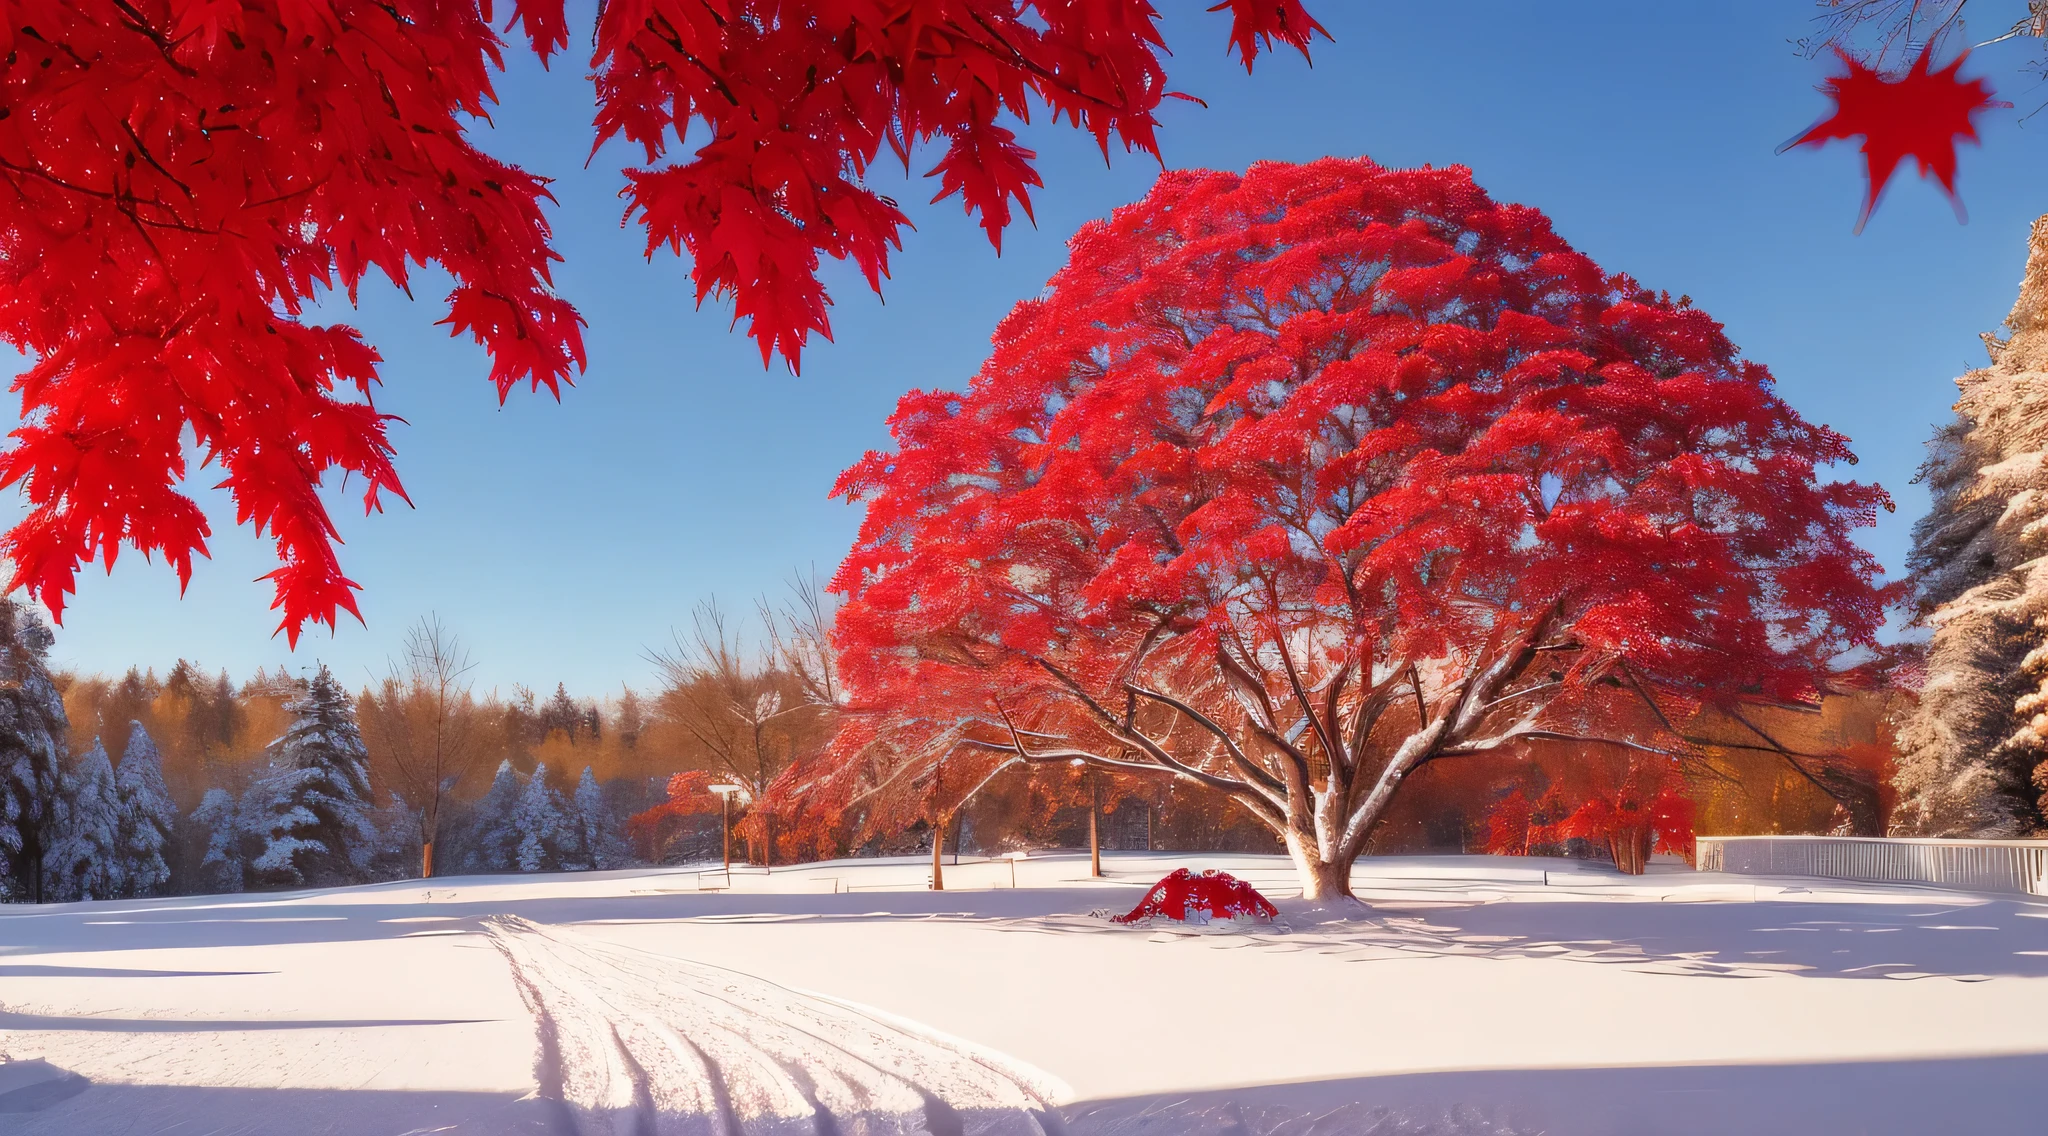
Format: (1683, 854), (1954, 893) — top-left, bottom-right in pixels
(2, 851), (2045, 1134)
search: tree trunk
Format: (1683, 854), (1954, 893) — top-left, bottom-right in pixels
(421, 840), (435, 879)
(1088, 773), (1102, 877)
(26, 820), (46, 904)
(1291, 846), (1354, 900)
(1839, 777), (1884, 837)
(930, 816), (945, 891)
(1609, 824), (1654, 875)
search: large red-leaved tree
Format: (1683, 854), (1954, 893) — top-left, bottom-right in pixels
(823, 156), (1893, 899)
(0, 0), (1321, 640)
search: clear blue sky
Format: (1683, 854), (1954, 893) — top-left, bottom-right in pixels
(15, 1), (2048, 697)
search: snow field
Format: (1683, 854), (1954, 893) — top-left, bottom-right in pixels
(1, 852), (2045, 1134)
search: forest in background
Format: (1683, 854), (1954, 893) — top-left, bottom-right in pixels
(41, 616), (1295, 895)
(2, 576), (1904, 903)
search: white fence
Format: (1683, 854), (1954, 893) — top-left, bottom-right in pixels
(1696, 835), (2048, 897)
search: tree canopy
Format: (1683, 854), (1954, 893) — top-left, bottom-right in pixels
(822, 156), (1894, 895)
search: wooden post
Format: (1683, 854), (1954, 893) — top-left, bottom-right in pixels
(421, 840), (435, 880)
(930, 757), (945, 890)
(1089, 770), (1102, 878)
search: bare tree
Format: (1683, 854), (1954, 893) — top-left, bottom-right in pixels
(360, 616), (482, 877)
(1804, 1), (2048, 71)
(759, 568), (842, 710)
(649, 586), (837, 866)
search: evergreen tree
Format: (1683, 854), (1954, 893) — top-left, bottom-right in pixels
(97, 668), (159, 762)
(458, 760), (524, 874)
(190, 788), (247, 894)
(246, 666), (377, 887)
(513, 762), (575, 872)
(0, 599), (67, 902)
(114, 724), (176, 897)
(46, 740), (122, 901)
(574, 766), (625, 870)
(365, 791), (424, 882)
(502, 686), (542, 751)
(614, 688), (645, 752)
(538, 683), (582, 742)
(1898, 214), (2048, 836)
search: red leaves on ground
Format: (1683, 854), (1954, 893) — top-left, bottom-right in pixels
(1114, 868), (1278, 925)
(0, 1), (1320, 641)
(1786, 44), (2002, 232)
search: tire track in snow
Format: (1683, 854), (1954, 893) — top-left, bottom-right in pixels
(481, 915), (1067, 1136)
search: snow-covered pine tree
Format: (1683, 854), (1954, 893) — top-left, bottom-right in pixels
(45, 740), (122, 901)
(513, 762), (576, 872)
(0, 599), (68, 902)
(574, 766), (625, 870)
(114, 723), (175, 897)
(366, 791), (423, 881)
(1897, 215), (2048, 836)
(246, 666), (378, 888)
(458, 760), (524, 874)
(190, 788), (247, 894)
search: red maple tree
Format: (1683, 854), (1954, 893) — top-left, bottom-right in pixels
(822, 156), (1893, 899)
(1481, 751), (1695, 875)
(627, 770), (725, 862)
(0, 0), (1321, 640)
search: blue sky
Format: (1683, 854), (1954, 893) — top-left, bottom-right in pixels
(17, 1), (2048, 696)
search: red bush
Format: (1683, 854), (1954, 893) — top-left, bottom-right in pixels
(1114, 869), (1278, 926)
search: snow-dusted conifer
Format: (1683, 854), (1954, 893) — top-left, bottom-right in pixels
(46, 740), (122, 901)
(1898, 215), (2048, 835)
(513, 762), (574, 872)
(0, 599), (67, 902)
(191, 789), (247, 893)
(459, 760), (523, 873)
(114, 723), (175, 896)
(246, 666), (377, 887)
(574, 766), (624, 870)
(366, 791), (423, 881)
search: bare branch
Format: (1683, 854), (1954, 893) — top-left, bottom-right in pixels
(1123, 681), (1287, 799)
(1030, 656), (1266, 799)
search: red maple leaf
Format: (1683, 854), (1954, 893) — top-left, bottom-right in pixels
(1784, 44), (2003, 233)
(0, 1), (1324, 644)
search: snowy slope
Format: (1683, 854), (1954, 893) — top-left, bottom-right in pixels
(2, 852), (2046, 1135)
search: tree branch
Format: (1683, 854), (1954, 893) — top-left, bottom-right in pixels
(1030, 657), (1264, 799)
(1123, 681), (1287, 798)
